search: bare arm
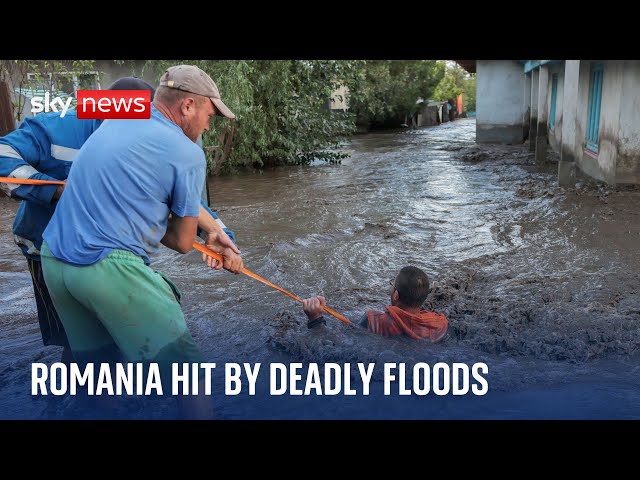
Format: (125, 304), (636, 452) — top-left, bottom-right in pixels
(198, 205), (244, 273)
(161, 215), (199, 254)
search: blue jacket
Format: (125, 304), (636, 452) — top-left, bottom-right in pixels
(1, 112), (234, 260)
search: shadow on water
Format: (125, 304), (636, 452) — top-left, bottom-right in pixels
(2, 118), (640, 419)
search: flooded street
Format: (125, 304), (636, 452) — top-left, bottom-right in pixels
(2, 118), (640, 419)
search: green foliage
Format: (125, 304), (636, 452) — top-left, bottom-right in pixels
(2, 59), (464, 173)
(142, 60), (358, 174)
(462, 75), (476, 112)
(433, 62), (465, 101)
(346, 60), (444, 127)
(433, 62), (476, 113)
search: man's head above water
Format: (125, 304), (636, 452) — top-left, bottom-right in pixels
(302, 264), (446, 341)
(389, 265), (430, 309)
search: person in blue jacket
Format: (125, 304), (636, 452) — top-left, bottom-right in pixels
(0, 76), (236, 364)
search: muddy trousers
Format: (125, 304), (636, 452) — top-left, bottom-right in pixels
(40, 242), (205, 384)
(26, 257), (69, 348)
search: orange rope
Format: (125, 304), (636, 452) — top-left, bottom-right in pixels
(0, 177), (65, 185)
(1, 176), (351, 324)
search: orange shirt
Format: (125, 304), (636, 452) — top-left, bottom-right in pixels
(366, 306), (448, 342)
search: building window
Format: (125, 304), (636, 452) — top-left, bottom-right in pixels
(550, 74), (558, 130)
(586, 62), (603, 153)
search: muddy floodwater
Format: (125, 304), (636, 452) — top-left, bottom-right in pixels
(1, 118), (640, 419)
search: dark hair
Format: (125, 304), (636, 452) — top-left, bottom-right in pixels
(108, 76), (156, 100)
(393, 266), (430, 308)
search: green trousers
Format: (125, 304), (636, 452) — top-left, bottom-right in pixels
(41, 242), (204, 380)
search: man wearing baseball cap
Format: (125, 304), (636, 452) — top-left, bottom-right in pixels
(42, 65), (242, 419)
(160, 64), (236, 121)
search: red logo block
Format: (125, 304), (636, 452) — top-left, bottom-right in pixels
(76, 90), (151, 119)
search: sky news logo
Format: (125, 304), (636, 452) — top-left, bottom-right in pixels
(30, 90), (151, 119)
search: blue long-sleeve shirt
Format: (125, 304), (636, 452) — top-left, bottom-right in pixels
(1, 112), (235, 260)
(0, 111), (100, 259)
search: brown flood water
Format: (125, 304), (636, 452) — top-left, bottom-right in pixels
(2, 118), (640, 419)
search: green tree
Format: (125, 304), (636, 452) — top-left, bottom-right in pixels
(142, 60), (358, 174)
(462, 74), (476, 112)
(433, 62), (476, 113)
(433, 61), (465, 101)
(346, 60), (444, 128)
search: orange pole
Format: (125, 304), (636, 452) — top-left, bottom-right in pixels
(0, 177), (65, 185)
(192, 243), (350, 324)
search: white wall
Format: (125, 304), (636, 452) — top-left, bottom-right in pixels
(573, 61), (623, 183)
(476, 60), (526, 144)
(598, 61), (624, 183)
(547, 63), (565, 151)
(560, 61), (580, 164)
(574, 61), (599, 180)
(523, 72), (531, 140)
(616, 61), (640, 183)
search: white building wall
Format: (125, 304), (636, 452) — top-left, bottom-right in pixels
(547, 63), (565, 152)
(574, 61), (598, 180)
(476, 60), (526, 144)
(573, 61), (623, 183)
(596, 60), (624, 183)
(616, 61), (640, 183)
(523, 73), (531, 141)
(561, 61), (580, 164)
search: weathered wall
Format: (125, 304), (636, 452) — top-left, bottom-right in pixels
(547, 63), (565, 153)
(615, 61), (640, 184)
(560, 60), (580, 165)
(575, 61), (622, 183)
(477, 60), (526, 144)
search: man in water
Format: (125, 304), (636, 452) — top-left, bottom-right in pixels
(303, 266), (448, 342)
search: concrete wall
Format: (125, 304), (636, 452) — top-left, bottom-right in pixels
(478, 59), (640, 185)
(615, 61), (640, 183)
(596, 60), (624, 183)
(547, 63), (565, 152)
(529, 68), (539, 151)
(560, 61), (580, 165)
(573, 61), (600, 180)
(572, 61), (624, 183)
(417, 104), (442, 127)
(476, 60), (526, 144)
(523, 73), (531, 141)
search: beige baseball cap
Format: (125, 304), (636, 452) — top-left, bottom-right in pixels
(159, 64), (236, 120)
